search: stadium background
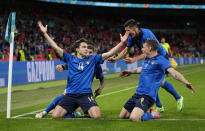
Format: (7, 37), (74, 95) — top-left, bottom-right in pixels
(0, 0), (205, 130)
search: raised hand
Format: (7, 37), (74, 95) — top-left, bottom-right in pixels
(120, 31), (129, 43)
(37, 21), (47, 34)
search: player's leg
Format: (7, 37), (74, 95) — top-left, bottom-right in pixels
(78, 94), (101, 119)
(52, 94), (78, 119)
(119, 94), (137, 119)
(161, 79), (184, 112)
(35, 94), (64, 118)
(52, 105), (67, 119)
(88, 106), (101, 119)
(155, 93), (164, 112)
(119, 107), (130, 119)
(129, 95), (157, 122)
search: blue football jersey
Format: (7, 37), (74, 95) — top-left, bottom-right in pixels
(126, 28), (167, 57)
(136, 55), (172, 101)
(61, 52), (103, 94)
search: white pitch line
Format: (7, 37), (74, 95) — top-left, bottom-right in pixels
(11, 109), (43, 118)
(13, 117), (205, 121)
(11, 86), (136, 118)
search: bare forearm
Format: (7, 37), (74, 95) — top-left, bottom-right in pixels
(99, 79), (104, 88)
(102, 41), (125, 60)
(170, 70), (189, 84)
(133, 54), (146, 62)
(115, 47), (128, 61)
(43, 33), (63, 58)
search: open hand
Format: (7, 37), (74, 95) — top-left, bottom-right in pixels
(37, 21), (47, 34)
(186, 83), (195, 94)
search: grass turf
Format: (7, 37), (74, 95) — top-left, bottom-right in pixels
(1, 64), (205, 131)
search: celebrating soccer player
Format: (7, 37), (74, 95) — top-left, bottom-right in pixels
(119, 39), (195, 122)
(108, 19), (184, 112)
(37, 21), (128, 119)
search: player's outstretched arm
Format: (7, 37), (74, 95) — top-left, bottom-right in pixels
(167, 68), (195, 93)
(38, 21), (63, 58)
(102, 32), (129, 60)
(124, 54), (146, 64)
(120, 67), (142, 77)
(107, 47), (129, 63)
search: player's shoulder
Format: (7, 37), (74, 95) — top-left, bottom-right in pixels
(155, 55), (167, 62)
(141, 28), (152, 33)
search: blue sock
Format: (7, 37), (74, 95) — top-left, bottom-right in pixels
(44, 94), (64, 113)
(63, 112), (75, 119)
(141, 112), (155, 121)
(162, 81), (181, 100)
(156, 93), (162, 108)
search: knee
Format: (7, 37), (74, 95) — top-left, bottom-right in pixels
(119, 114), (124, 119)
(119, 113), (127, 119)
(130, 116), (141, 122)
(52, 112), (61, 119)
(91, 114), (101, 119)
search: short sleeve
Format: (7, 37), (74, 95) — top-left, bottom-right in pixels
(95, 64), (104, 79)
(159, 57), (172, 71)
(94, 54), (103, 65)
(61, 52), (72, 63)
(126, 36), (133, 47)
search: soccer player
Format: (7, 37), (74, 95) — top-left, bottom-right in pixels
(108, 19), (184, 112)
(35, 45), (104, 118)
(37, 21), (128, 119)
(119, 39), (195, 122)
(56, 44), (105, 98)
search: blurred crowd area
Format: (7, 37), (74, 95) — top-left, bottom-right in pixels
(0, 6), (204, 61)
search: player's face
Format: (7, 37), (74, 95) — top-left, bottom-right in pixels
(87, 49), (94, 56)
(76, 42), (88, 57)
(161, 38), (165, 43)
(125, 26), (136, 38)
(142, 43), (151, 56)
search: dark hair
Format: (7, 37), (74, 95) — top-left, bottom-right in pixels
(123, 19), (138, 28)
(73, 38), (88, 49)
(88, 44), (94, 51)
(144, 39), (159, 51)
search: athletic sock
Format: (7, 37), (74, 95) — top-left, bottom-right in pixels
(141, 112), (155, 121)
(162, 81), (181, 100)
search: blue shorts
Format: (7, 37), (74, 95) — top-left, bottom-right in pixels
(124, 94), (154, 113)
(57, 93), (98, 114)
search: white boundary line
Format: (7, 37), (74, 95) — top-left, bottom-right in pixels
(13, 117), (205, 121)
(11, 109), (43, 118)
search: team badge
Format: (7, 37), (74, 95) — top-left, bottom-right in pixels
(152, 60), (155, 64)
(86, 60), (90, 64)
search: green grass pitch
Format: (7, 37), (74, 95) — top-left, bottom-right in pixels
(1, 64), (205, 131)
